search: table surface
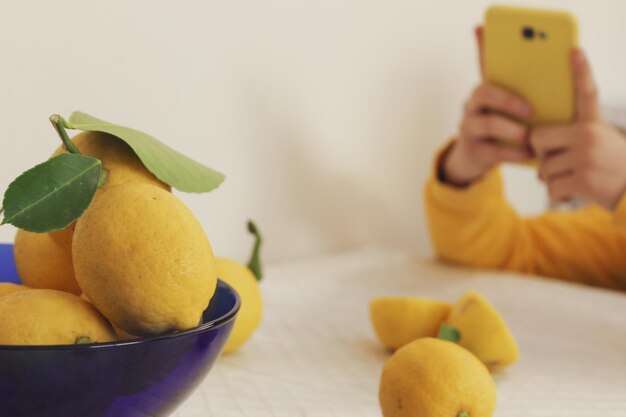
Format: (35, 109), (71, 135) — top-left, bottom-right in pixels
(172, 247), (626, 417)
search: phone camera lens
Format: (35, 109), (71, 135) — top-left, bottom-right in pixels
(522, 26), (535, 40)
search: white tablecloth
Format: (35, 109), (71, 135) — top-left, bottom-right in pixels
(173, 247), (626, 416)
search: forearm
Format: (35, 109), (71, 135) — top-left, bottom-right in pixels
(424, 144), (531, 271)
(424, 171), (528, 271)
(425, 146), (626, 289)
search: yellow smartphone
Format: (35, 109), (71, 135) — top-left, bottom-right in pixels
(484, 5), (579, 126)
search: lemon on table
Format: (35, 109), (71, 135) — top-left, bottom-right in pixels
(0, 283), (29, 299)
(445, 290), (519, 371)
(72, 183), (217, 337)
(379, 337), (496, 417)
(217, 221), (264, 354)
(370, 296), (451, 350)
(14, 229), (81, 295)
(0, 289), (117, 345)
(49, 130), (170, 246)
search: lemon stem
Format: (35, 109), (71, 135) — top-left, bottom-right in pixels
(246, 220), (263, 281)
(49, 114), (108, 187)
(49, 115), (81, 155)
(438, 324), (461, 343)
(75, 336), (92, 345)
(457, 411), (470, 417)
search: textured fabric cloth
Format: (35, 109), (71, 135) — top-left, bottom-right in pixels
(173, 248), (626, 416)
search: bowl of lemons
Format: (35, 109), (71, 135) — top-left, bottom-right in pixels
(0, 243), (240, 417)
(0, 114), (274, 417)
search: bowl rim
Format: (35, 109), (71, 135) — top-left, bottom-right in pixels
(0, 279), (241, 351)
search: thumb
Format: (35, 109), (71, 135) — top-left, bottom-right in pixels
(572, 49), (601, 121)
(475, 26), (485, 80)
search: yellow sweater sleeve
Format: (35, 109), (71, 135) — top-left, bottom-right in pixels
(424, 142), (626, 291)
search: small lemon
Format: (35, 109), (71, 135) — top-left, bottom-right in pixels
(216, 221), (264, 353)
(49, 130), (170, 246)
(445, 290), (519, 371)
(0, 289), (117, 345)
(370, 296), (451, 350)
(14, 229), (81, 295)
(0, 283), (29, 299)
(73, 183), (217, 337)
(217, 259), (262, 353)
(379, 337), (496, 417)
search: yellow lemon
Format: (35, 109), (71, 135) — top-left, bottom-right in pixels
(49, 130), (170, 246)
(445, 290), (519, 371)
(14, 229), (81, 295)
(72, 183), (217, 337)
(379, 337), (496, 417)
(216, 220), (264, 354)
(0, 283), (29, 299)
(0, 289), (117, 345)
(80, 292), (139, 340)
(370, 296), (451, 350)
(216, 258), (262, 353)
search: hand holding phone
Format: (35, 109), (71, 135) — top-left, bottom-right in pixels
(530, 50), (626, 209)
(442, 5), (580, 186)
(441, 28), (534, 187)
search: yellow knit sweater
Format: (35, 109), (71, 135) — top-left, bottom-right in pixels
(424, 144), (626, 291)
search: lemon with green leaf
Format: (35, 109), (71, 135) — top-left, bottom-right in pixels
(1, 111), (224, 235)
(48, 129), (171, 246)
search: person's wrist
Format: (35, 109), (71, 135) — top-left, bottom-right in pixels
(440, 142), (489, 187)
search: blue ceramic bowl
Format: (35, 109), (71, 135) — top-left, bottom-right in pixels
(0, 243), (239, 417)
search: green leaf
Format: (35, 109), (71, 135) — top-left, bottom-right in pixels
(437, 324), (461, 343)
(1, 154), (101, 232)
(63, 111), (225, 193)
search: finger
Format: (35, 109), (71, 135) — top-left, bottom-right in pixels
(572, 49), (601, 122)
(462, 114), (529, 146)
(466, 83), (533, 120)
(492, 143), (534, 163)
(538, 150), (577, 181)
(473, 141), (533, 163)
(530, 125), (579, 158)
(475, 26), (485, 80)
(547, 174), (578, 203)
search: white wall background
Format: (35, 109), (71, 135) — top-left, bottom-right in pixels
(1, 0), (626, 263)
